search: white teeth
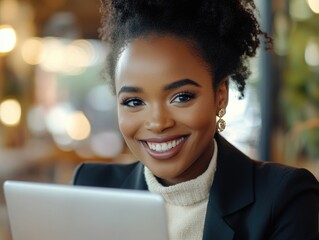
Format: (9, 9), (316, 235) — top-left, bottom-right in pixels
(172, 140), (176, 148)
(156, 144), (161, 152)
(162, 143), (168, 151)
(147, 137), (185, 152)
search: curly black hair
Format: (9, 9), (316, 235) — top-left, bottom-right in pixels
(100, 0), (271, 97)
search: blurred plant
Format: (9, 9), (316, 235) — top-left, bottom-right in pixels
(282, 13), (319, 162)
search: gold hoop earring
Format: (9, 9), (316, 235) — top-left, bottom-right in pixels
(217, 108), (226, 132)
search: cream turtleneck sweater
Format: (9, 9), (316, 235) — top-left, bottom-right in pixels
(144, 140), (218, 240)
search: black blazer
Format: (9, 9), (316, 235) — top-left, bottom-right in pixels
(73, 134), (319, 240)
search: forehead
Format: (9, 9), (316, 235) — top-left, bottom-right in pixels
(115, 35), (212, 89)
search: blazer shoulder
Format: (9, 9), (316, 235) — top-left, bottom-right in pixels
(253, 160), (319, 189)
(72, 161), (141, 188)
(254, 162), (319, 212)
(252, 162), (319, 238)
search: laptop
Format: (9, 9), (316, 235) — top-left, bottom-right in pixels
(4, 181), (168, 240)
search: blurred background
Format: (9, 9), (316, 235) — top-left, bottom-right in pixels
(0, 0), (318, 239)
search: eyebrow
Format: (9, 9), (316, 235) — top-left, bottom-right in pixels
(117, 78), (201, 96)
(163, 79), (201, 91)
(117, 86), (143, 96)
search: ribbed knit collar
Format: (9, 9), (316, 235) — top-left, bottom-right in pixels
(144, 139), (217, 206)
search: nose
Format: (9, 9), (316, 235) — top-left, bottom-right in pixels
(144, 104), (175, 133)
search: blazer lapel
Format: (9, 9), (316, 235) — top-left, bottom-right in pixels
(203, 203), (234, 239)
(202, 134), (255, 240)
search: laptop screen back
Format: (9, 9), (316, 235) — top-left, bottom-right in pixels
(4, 181), (168, 240)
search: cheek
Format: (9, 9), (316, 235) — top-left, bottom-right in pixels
(117, 110), (140, 140)
(180, 101), (216, 131)
(184, 112), (215, 131)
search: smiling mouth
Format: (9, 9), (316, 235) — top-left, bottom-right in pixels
(146, 137), (186, 152)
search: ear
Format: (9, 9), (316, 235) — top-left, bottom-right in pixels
(215, 78), (229, 112)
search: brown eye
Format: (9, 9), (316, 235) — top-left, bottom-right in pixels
(171, 92), (195, 103)
(120, 98), (145, 107)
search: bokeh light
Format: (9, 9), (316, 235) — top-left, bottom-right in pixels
(33, 37), (99, 75)
(305, 39), (319, 67)
(90, 131), (123, 158)
(65, 40), (94, 73)
(290, 0), (313, 21)
(75, 143), (95, 159)
(21, 37), (107, 76)
(45, 105), (72, 135)
(308, 0), (319, 14)
(53, 133), (74, 151)
(66, 111), (91, 141)
(40, 37), (65, 72)
(0, 25), (16, 53)
(0, 99), (21, 126)
(21, 37), (44, 65)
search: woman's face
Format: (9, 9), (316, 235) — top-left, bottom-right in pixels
(115, 36), (228, 185)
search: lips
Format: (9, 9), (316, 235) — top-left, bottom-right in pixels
(141, 136), (188, 160)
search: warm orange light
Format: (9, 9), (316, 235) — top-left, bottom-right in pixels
(66, 111), (91, 141)
(0, 99), (21, 126)
(0, 25), (16, 53)
(21, 37), (44, 65)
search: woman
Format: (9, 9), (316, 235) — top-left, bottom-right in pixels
(73, 0), (319, 239)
